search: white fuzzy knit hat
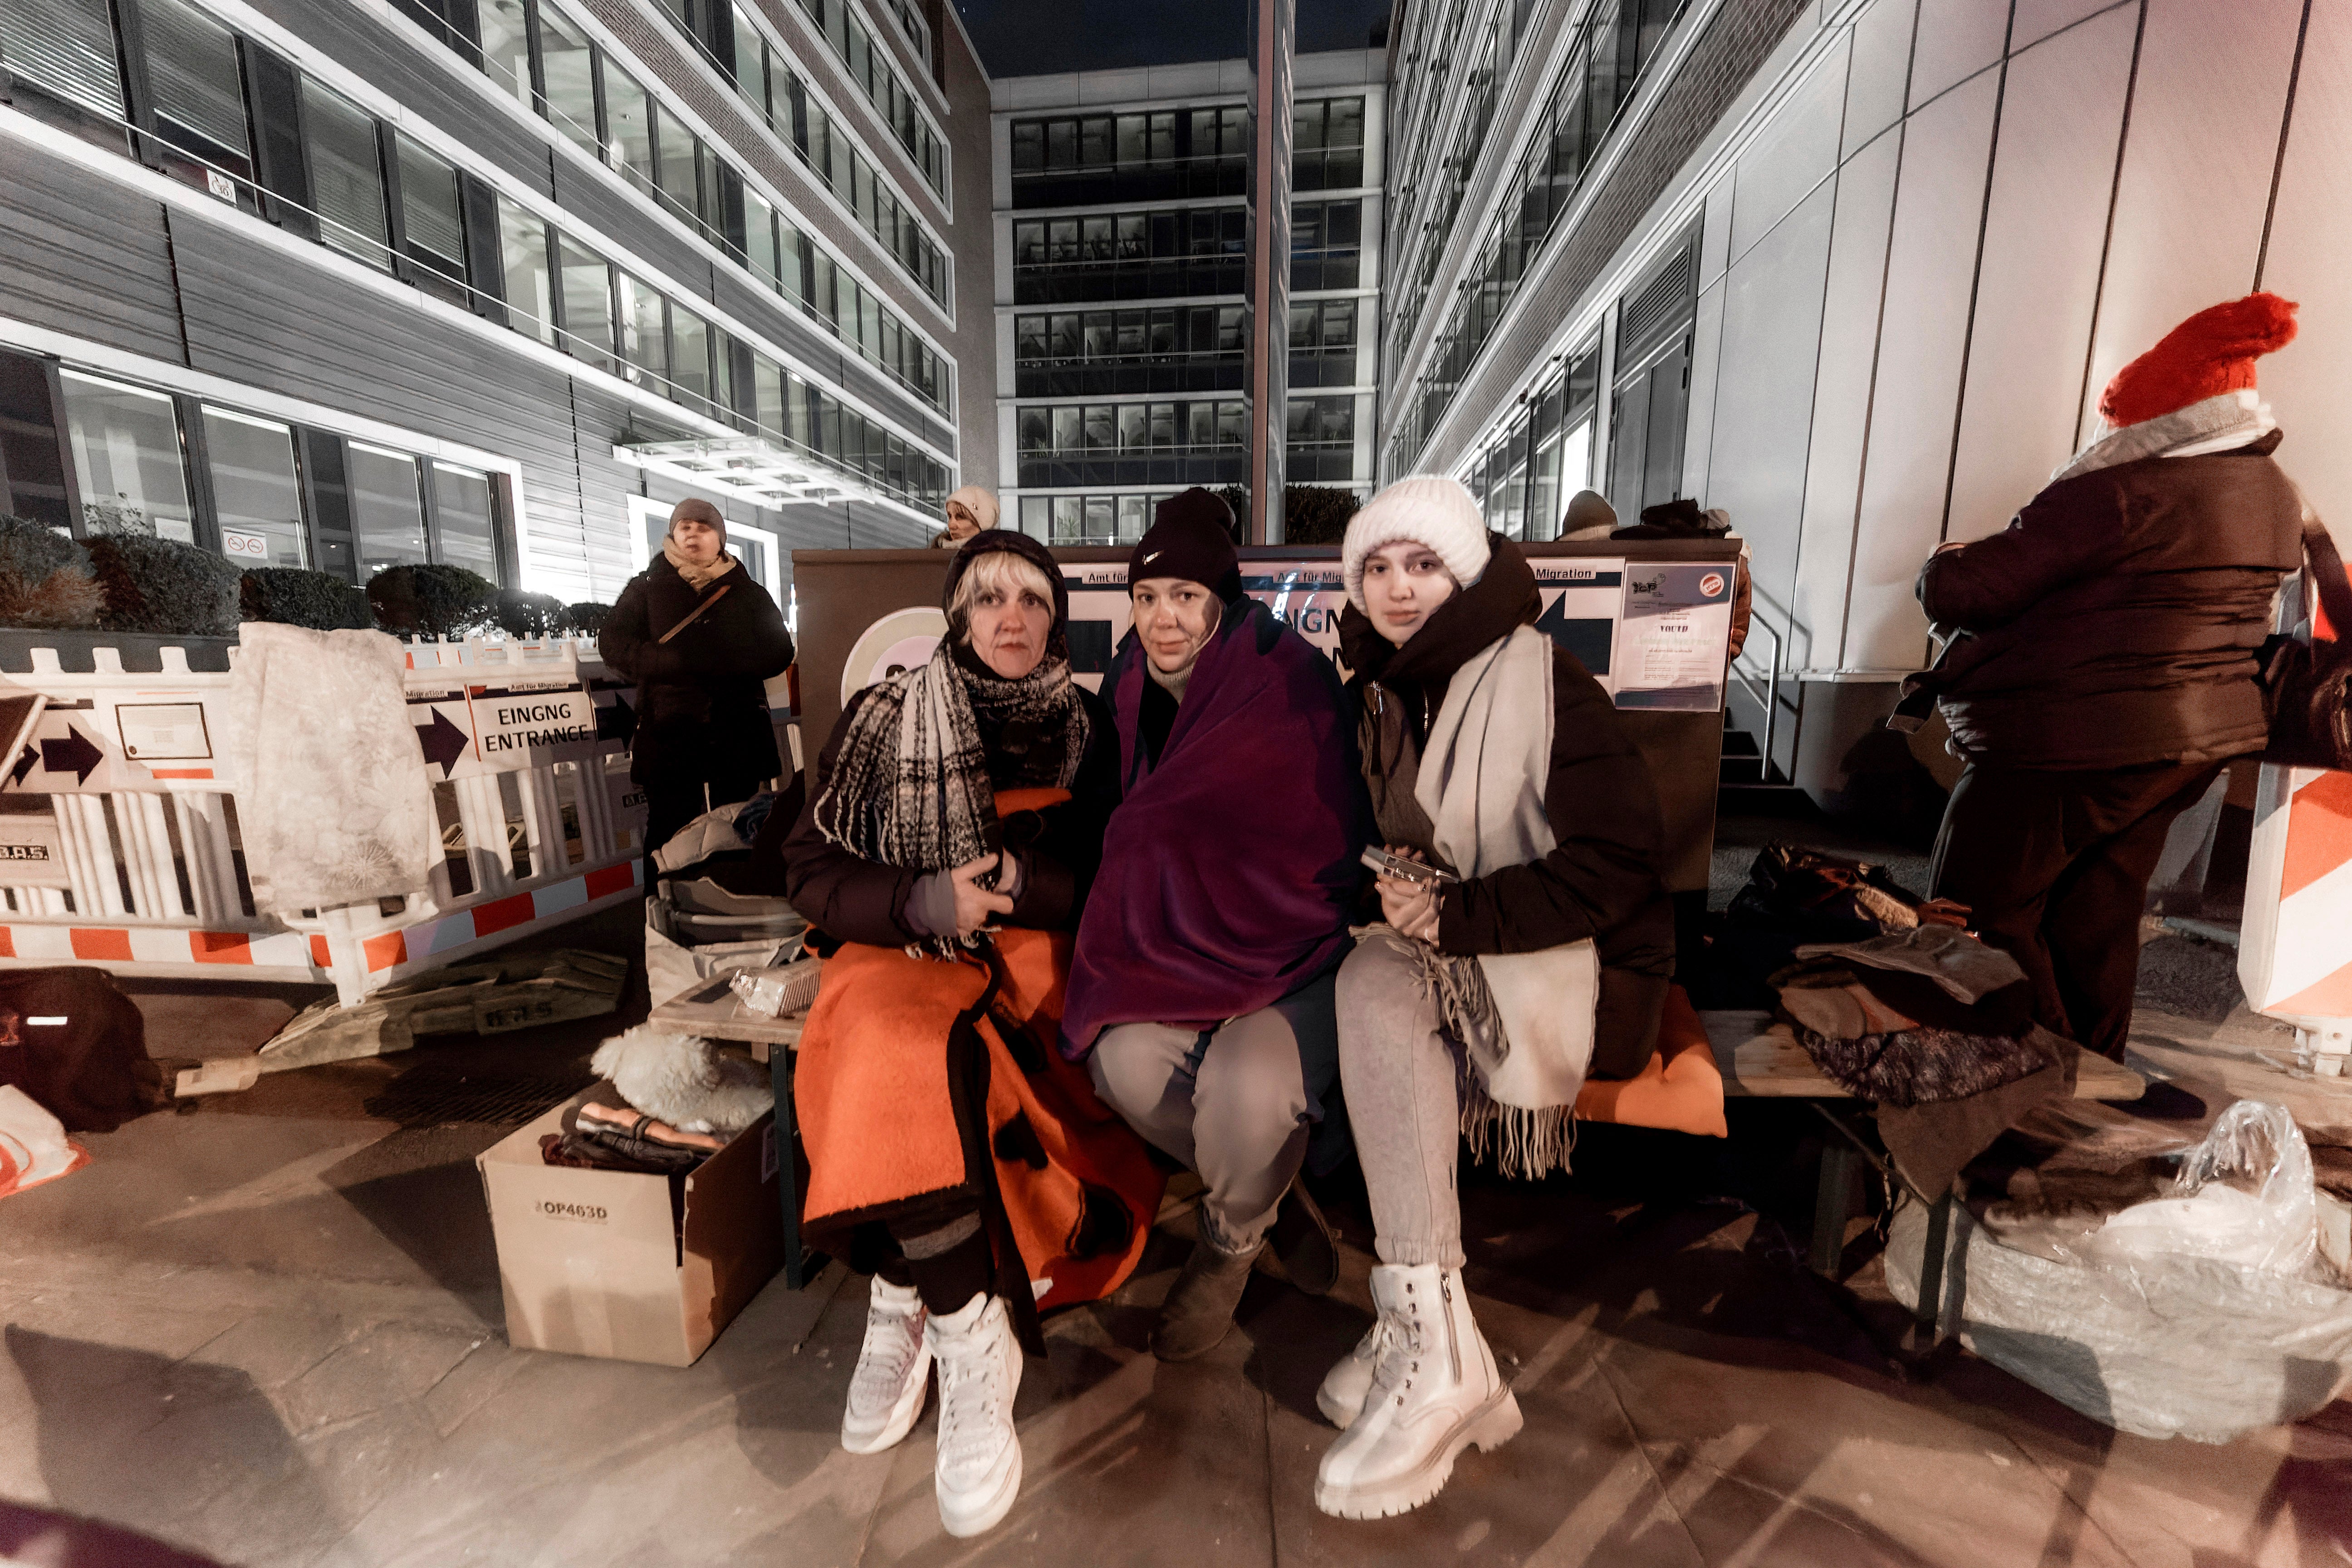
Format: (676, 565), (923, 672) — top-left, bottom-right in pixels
(1341, 475), (1492, 610)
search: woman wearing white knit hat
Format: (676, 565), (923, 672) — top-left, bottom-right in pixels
(1313, 475), (1675, 1520)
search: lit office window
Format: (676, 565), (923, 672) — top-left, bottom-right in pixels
(202, 407), (307, 568)
(536, 7), (601, 157)
(616, 272), (668, 390)
(557, 237), (616, 371)
(477, 0), (534, 110)
(603, 63), (653, 190)
(60, 373), (196, 542)
(0, 0), (125, 123)
(396, 136), (468, 293)
(142, 0), (253, 181)
(303, 81), (389, 265)
(348, 441), (429, 578)
(498, 196), (556, 344)
(430, 464), (500, 580)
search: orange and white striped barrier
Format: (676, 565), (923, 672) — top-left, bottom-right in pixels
(2240, 761), (2352, 1076)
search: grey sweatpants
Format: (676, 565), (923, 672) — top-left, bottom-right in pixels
(1334, 934), (1465, 1269)
(1088, 972), (1338, 1255)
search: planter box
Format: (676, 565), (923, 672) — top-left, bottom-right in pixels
(0, 629), (239, 674)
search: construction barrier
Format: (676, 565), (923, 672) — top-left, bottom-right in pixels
(2239, 760), (2352, 1075)
(0, 634), (654, 1004)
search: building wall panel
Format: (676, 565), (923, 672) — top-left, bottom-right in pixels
(1906, 0), (2011, 108)
(1944, 2), (2136, 544)
(1726, 36), (1847, 267)
(1841, 0), (1918, 158)
(1845, 69), (1997, 673)
(0, 149), (185, 367)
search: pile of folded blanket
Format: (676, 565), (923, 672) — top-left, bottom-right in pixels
(540, 1099), (726, 1174)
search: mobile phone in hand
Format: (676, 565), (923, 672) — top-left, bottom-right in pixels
(1361, 846), (1457, 886)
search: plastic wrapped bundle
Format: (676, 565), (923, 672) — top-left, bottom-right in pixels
(1889, 1103), (2352, 1442)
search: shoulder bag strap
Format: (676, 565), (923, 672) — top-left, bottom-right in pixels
(656, 583), (732, 645)
(2290, 487), (2352, 641)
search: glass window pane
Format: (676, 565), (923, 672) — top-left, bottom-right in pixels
(745, 189), (779, 285)
(603, 64), (652, 187)
(304, 81), (388, 265)
(61, 373), (195, 542)
(0, 0), (124, 119)
(430, 463), (499, 580)
(537, 7), (601, 157)
(397, 136), (466, 281)
(202, 407), (306, 568)
(734, 15), (768, 116)
(478, 0), (533, 110)
(143, 0), (250, 177)
(557, 237), (615, 369)
(349, 441), (427, 579)
(670, 303), (711, 410)
(654, 108), (700, 219)
(1011, 120), (1044, 172)
(494, 197), (553, 345)
(616, 272), (667, 388)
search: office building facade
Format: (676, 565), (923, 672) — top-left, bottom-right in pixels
(0, 0), (997, 607)
(1379, 0), (2350, 802)
(989, 51), (1385, 545)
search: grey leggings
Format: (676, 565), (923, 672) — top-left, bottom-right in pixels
(1088, 972), (1337, 1255)
(1334, 935), (1465, 1269)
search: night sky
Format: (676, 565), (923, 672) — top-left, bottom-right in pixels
(954, 0), (1393, 76)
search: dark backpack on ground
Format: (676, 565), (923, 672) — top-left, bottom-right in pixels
(0, 966), (162, 1132)
(2257, 508), (2352, 771)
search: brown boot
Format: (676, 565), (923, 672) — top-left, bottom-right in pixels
(1152, 1235), (1261, 1362)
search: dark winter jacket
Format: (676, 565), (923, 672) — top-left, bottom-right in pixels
(781, 681), (1119, 946)
(599, 554), (795, 789)
(1917, 432), (2302, 769)
(1340, 535), (1676, 1069)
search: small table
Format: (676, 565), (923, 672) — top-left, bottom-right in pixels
(1700, 1010), (2147, 1336)
(649, 975), (817, 1285)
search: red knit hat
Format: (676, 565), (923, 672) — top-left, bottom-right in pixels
(2098, 292), (2298, 427)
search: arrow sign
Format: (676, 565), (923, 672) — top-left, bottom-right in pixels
(1534, 592), (1615, 676)
(415, 708), (471, 777)
(10, 745), (35, 786)
(40, 727), (105, 784)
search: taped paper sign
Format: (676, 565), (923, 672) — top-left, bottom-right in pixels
(412, 681), (604, 779)
(1615, 563), (1734, 710)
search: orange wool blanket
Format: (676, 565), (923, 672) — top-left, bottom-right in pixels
(795, 925), (1164, 1319)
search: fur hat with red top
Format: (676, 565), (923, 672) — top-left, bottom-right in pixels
(2098, 292), (2298, 428)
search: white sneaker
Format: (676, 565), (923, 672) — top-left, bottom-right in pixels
(1313, 1264), (1522, 1520)
(841, 1277), (931, 1455)
(926, 1293), (1024, 1538)
(1316, 1324), (1379, 1428)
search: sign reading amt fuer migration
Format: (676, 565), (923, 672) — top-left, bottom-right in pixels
(410, 678), (608, 780)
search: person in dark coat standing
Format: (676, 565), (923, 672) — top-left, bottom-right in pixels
(1916, 293), (2305, 1060)
(599, 498), (795, 862)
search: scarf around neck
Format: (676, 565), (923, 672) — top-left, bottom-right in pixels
(2048, 389), (2278, 485)
(663, 537), (738, 591)
(812, 639), (1090, 905)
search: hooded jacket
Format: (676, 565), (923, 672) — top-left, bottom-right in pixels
(1340, 534), (1676, 1069)
(599, 551), (794, 789)
(1917, 432), (2302, 769)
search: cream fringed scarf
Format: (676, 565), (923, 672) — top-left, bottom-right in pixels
(1405, 623), (1600, 1178)
(662, 536), (739, 591)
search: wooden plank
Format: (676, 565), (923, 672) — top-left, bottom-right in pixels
(1701, 1010), (2146, 1100)
(649, 970), (807, 1062)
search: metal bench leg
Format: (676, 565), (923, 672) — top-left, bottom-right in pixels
(1810, 1141), (1857, 1277)
(772, 1044), (810, 1289)
(1914, 1190), (1954, 1336)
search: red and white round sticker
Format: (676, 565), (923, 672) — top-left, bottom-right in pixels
(1699, 572), (1727, 599)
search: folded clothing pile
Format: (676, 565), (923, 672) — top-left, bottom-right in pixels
(1707, 843), (1968, 1006)
(1772, 925), (2078, 1196)
(540, 1100), (726, 1174)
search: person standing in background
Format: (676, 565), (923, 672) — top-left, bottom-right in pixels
(599, 498), (794, 866)
(1911, 294), (2304, 1061)
(931, 485), (1000, 549)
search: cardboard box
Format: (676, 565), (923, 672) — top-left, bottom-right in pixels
(477, 1099), (784, 1367)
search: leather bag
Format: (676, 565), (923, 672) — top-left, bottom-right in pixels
(2256, 502), (2352, 771)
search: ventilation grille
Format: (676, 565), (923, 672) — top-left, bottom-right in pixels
(363, 1066), (588, 1129)
(1618, 240), (1698, 370)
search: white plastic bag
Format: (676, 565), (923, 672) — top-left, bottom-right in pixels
(2091, 1101), (2319, 1279)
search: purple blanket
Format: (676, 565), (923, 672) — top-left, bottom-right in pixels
(1061, 599), (1369, 1055)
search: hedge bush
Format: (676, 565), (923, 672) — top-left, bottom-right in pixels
(240, 567), (372, 631)
(367, 564), (499, 640)
(0, 514), (101, 630)
(1200, 485), (1362, 545)
(564, 601), (613, 637)
(492, 588), (571, 638)
(87, 533), (241, 636)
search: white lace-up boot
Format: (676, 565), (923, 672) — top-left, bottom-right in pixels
(1313, 1264), (1521, 1519)
(1316, 1324), (1379, 1428)
(840, 1277), (931, 1455)
(925, 1293), (1024, 1537)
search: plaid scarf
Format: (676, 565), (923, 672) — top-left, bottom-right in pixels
(813, 639), (1089, 882)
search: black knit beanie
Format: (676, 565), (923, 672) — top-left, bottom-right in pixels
(1129, 488), (1242, 602)
(943, 528), (1071, 657)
